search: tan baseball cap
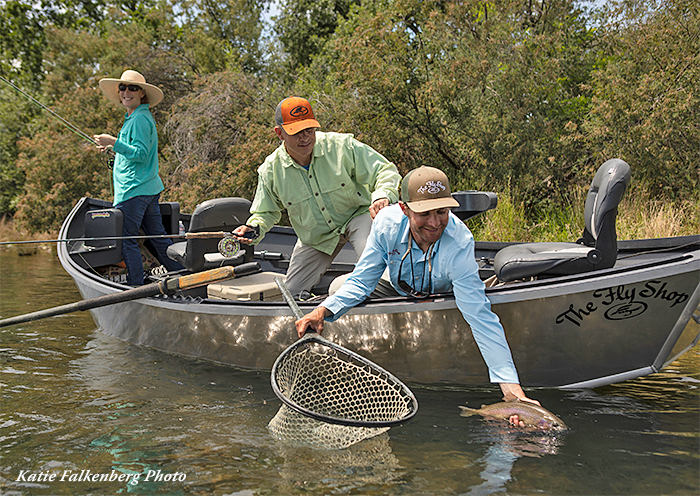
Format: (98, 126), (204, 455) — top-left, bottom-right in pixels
(401, 166), (460, 213)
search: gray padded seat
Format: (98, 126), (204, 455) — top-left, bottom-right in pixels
(167, 197), (254, 272)
(494, 159), (631, 282)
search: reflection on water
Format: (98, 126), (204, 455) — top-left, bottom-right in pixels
(464, 425), (566, 495)
(0, 249), (698, 495)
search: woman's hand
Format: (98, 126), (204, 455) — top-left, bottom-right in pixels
(93, 134), (116, 153)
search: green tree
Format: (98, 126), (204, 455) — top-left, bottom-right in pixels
(275, 0), (361, 72)
(302, 0), (599, 214)
(159, 70), (282, 211)
(584, 0), (700, 199)
(2, 0), (271, 229)
(173, 0), (269, 75)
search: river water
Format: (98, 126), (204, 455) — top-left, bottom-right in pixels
(0, 248), (698, 495)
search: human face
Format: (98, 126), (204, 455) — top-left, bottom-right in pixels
(119, 84), (145, 115)
(275, 126), (317, 166)
(400, 202), (449, 252)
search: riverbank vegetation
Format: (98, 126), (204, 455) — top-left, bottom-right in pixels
(1, 0), (697, 240)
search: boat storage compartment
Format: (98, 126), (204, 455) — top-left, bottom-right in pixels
(69, 209), (124, 268)
(207, 272), (283, 302)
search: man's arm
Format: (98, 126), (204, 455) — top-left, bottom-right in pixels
(234, 173), (282, 243)
(350, 138), (401, 210)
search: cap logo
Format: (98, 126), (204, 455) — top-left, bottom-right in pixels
(417, 180), (446, 196)
(290, 105), (309, 118)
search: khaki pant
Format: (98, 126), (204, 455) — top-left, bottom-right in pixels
(285, 214), (373, 295)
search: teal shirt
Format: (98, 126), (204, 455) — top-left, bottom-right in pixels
(247, 132), (401, 255)
(111, 104), (164, 205)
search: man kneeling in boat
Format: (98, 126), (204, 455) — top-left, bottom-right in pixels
(232, 96), (401, 296)
(295, 166), (541, 424)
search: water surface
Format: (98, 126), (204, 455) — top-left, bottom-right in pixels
(1, 249), (698, 495)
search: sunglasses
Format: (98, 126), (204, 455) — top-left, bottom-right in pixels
(397, 234), (434, 298)
(118, 84), (142, 92)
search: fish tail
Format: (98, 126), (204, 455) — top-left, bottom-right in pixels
(459, 405), (477, 417)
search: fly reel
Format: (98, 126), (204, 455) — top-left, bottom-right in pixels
(217, 235), (241, 258)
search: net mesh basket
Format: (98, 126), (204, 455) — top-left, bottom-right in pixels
(268, 334), (418, 449)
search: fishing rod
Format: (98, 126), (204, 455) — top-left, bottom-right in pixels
(0, 234), (186, 245)
(0, 231), (256, 257)
(0, 75), (101, 148)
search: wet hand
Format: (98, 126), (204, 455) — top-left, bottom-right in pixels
(509, 414), (525, 428)
(369, 198), (390, 219)
(499, 383), (541, 406)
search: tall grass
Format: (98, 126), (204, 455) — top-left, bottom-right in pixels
(469, 187), (699, 242)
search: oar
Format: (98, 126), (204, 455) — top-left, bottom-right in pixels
(0, 262), (260, 328)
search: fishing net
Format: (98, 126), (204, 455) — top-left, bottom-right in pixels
(268, 404), (390, 450)
(267, 333), (418, 450)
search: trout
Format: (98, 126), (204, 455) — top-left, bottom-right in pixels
(459, 400), (568, 431)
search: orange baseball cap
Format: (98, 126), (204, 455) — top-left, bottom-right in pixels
(275, 96), (320, 135)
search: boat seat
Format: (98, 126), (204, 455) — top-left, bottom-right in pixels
(167, 197), (254, 273)
(494, 159), (631, 282)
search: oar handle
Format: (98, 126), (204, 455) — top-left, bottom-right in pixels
(164, 262), (259, 293)
(0, 262), (260, 328)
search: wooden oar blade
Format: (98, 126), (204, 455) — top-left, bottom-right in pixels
(0, 263), (260, 328)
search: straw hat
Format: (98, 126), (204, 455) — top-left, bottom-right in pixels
(99, 70), (164, 107)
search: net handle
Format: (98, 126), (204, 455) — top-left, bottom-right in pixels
(275, 277), (305, 320)
(271, 278), (418, 428)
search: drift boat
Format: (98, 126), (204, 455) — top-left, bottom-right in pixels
(55, 160), (700, 388)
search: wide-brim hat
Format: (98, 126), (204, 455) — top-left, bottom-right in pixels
(99, 70), (164, 107)
(401, 166), (460, 213)
(275, 96), (320, 135)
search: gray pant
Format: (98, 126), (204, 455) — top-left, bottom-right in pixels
(285, 214), (372, 295)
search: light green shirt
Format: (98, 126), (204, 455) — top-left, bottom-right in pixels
(247, 131), (400, 255)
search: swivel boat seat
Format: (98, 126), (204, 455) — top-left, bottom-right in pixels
(167, 197), (254, 273)
(493, 158), (632, 282)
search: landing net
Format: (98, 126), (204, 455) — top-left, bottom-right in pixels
(268, 333), (418, 449)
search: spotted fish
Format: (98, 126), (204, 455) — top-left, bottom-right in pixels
(459, 400), (568, 430)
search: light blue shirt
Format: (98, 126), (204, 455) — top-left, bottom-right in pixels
(112, 104), (164, 205)
(322, 203), (519, 384)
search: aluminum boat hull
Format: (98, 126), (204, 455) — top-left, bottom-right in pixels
(58, 198), (700, 388)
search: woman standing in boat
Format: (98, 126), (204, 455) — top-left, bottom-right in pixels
(94, 70), (183, 286)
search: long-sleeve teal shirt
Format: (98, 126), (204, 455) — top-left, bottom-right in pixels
(247, 132), (401, 255)
(111, 104), (164, 205)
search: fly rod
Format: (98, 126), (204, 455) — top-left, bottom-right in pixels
(0, 230), (255, 246)
(0, 231), (255, 258)
(0, 75), (103, 149)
